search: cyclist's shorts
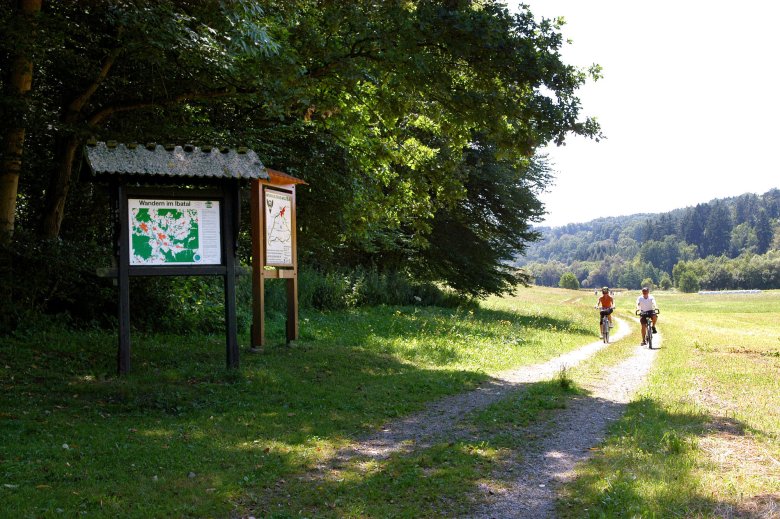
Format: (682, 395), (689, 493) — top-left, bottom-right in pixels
(639, 311), (655, 323)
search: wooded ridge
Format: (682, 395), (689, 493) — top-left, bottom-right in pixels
(519, 188), (780, 291)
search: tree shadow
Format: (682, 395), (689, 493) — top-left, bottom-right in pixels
(236, 376), (777, 518)
(291, 305), (592, 368)
(0, 319), (499, 517)
(554, 394), (777, 518)
(7, 307), (741, 518)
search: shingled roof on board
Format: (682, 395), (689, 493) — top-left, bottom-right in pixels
(266, 167), (307, 185)
(85, 141), (269, 180)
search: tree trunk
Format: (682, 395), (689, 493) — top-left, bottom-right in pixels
(0, 0), (42, 244)
(41, 136), (80, 239)
(0, 126), (26, 244)
(39, 45), (122, 239)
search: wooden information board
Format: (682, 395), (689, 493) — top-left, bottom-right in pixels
(250, 170), (305, 350)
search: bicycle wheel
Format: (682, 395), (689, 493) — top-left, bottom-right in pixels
(603, 318), (610, 343)
(647, 322), (653, 349)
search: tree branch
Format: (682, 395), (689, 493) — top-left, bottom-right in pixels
(67, 45), (122, 116)
(86, 88), (249, 126)
(307, 38), (384, 79)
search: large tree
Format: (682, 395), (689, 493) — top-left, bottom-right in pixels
(2, 0), (599, 296)
(703, 201), (732, 257)
(0, 0), (41, 244)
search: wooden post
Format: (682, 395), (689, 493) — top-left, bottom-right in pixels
(224, 182), (239, 368)
(286, 185), (299, 343)
(117, 183), (131, 374)
(286, 276), (298, 343)
(250, 180), (265, 351)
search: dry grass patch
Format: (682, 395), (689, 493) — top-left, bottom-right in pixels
(713, 493), (780, 519)
(688, 376), (738, 415)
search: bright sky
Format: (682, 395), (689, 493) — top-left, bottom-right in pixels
(512, 1), (780, 228)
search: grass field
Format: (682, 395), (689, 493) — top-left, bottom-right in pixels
(558, 289), (780, 517)
(2, 287), (777, 517)
(0, 286), (596, 518)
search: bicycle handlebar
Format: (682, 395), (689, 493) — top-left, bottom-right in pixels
(635, 309), (660, 315)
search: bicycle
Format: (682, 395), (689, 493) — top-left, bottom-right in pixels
(636, 308), (660, 349)
(596, 306), (613, 343)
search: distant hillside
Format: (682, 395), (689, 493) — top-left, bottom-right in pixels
(518, 189), (780, 291)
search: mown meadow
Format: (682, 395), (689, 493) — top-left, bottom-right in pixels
(2, 287), (778, 517)
(559, 289), (780, 517)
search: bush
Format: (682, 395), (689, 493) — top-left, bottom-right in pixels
(558, 272), (580, 290)
(3, 230), (465, 335)
(677, 271), (700, 293)
(1, 231), (116, 334)
(296, 267), (464, 310)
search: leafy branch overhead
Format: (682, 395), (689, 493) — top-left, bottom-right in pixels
(1, 0), (600, 297)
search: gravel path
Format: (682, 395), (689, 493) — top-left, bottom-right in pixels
(470, 325), (660, 518)
(301, 317), (659, 518)
(316, 318), (633, 469)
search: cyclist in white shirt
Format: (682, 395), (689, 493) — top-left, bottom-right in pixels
(636, 287), (658, 345)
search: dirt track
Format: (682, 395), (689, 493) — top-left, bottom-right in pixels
(300, 318), (660, 518)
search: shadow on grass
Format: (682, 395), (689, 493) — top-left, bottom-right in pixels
(0, 313), (493, 518)
(301, 305), (593, 367)
(245, 376), (773, 518)
(556, 395), (774, 518)
(0, 304), (591, 518)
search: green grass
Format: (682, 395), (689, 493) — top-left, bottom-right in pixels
(558, 289), (780, 517)
(7, 287), (775, 517)
(0, 287), (596, 518)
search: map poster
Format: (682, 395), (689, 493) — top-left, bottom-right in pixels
(264, 188), (293, 266)
(128, 199), (222, 266)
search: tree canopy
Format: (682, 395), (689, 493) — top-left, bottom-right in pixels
(1, 0), (600, 311)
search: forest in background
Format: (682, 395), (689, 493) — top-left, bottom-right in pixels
(519, 188), (780, 291)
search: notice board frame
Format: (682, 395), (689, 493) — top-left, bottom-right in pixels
(250, 180), (299, 349)
(116, 183), (241, 374)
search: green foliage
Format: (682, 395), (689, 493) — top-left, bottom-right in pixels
(677, 271), (700, 293)
(659, 272), (673, 290)
(2, 0), (601, 304)
(415, 147), (549, 296)
(294, 268), (463, 311)
(521, 188), (780, 291)
(617, 263), (642, 290)
(755, 209), (773, 253)
(558, 272), (580, 290)
(0, 231), (115, 334)
(1, 220), (461, 334)
(702, 201), (733, 257)
(673, 252), (780, 290)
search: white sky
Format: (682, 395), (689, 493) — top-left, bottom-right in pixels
(512, 1), (780, 227)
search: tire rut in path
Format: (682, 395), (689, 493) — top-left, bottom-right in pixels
(310, 318), (633, 475)
(469, 326), (661, 519)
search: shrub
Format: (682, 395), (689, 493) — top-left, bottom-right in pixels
(558, 272), (580, 290)
(2, 231), (116, 333)
(677, 271), (700, 293)
(3, 231), (466, 335)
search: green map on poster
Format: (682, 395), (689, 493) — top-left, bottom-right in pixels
(131, 207), (200, 264)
